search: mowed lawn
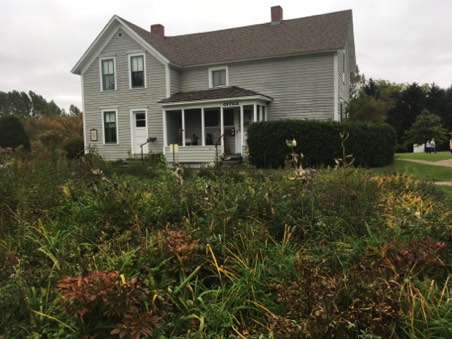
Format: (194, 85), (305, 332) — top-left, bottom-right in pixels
(371, 151), (452, 201)
(396, 151), (452, 162)
(371, 152), (452, 181)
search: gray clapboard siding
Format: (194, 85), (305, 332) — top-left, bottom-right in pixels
(179, 53), (335, 121)
(180, 67), (208, 91)
(164, 146), (218, 163)
(83, 29), (166, 160)
(170, 67), (180, 95)
(231, 54), (335, 120)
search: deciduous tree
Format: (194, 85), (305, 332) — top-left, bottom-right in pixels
(403, 110), (448, 146)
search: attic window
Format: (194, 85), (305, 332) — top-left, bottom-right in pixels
(117, 31), (123, 38)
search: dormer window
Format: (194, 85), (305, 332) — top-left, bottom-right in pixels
(209, 66), (228, 88)
(129, 54), (146, 88)
(100, 58), (116, 91)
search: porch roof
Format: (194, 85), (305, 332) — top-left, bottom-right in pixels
(159, 86), (273, 105)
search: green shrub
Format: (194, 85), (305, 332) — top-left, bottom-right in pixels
(0, 116), (30, 150)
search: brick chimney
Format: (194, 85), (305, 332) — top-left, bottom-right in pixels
(271, 5), (283, 24)
(151, 24), (165, 38)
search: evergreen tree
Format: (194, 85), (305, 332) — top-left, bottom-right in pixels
(386, 83), (427, 147)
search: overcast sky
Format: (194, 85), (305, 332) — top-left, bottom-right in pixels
(1, 0), (451, 111)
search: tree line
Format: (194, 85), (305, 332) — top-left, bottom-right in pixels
(348, 73), (452, 151)
(0, 90), (83, 159)
(0, 90), (81, 118)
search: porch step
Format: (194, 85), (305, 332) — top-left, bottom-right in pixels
(223, 153), (242, 166)
(118, 158), (143, 167)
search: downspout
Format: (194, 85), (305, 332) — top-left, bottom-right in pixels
(163, 65), (171, 155)
(333, 52), (339, 121)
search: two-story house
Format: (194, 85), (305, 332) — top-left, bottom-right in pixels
(72, 5), (356, 163)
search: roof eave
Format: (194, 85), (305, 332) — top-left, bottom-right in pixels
(71, 15), (120, 75)
(160, 94), (273, 107)
(176, 49), (341, 69)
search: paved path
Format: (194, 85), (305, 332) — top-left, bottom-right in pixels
(399, 158), (452, 186)
(399, 158), (452, 168)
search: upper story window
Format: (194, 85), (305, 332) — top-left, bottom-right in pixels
(103, 110), (118, 144)
(100, 58), (116, 91)
(129, 54), (145, 88)
(209, 66), (228, 88)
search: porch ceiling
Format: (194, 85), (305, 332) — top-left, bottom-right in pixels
(159, 86), (273, 105)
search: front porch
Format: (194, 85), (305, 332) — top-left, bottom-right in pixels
(159, 86), (272, 164)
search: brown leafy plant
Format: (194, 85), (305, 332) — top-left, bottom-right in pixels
(57, 270), (163, 337)
(111, 306), (162, 339)
(155, 228), (200, 264)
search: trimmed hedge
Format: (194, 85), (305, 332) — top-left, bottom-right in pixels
(247, 120), (396, 168)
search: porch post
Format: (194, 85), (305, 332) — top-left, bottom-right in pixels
(220, 106), (224, 147)
(240, 105), (244, 152)
(181, 109), (186, 146)
(201, 107), (205, 146)
(253, 103), (257, 122)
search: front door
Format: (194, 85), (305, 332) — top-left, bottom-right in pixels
(223, 108), (242, 154)
(132, 110), (148, 154)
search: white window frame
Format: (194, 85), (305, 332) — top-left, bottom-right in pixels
(209, 66), (228, 88)
(128, 53), (146, 89)
(99, 57), (117, 91)
(102, 109), (119, 144)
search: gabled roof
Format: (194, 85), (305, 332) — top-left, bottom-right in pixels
(159, 86), (273, 105)
(72, 10), (354, 74)
(123, 10), (353, 67)
(72, 15), (169, 75)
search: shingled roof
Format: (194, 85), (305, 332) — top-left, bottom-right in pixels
(159, 86), (273, 104)
(121, 10), (353, 67)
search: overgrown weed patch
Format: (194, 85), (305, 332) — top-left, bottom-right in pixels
(0, 150), (450, 337)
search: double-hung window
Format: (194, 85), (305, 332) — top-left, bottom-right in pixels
(130, 54), (145, 88)
(101, 58), (115, 90)
(103, 110), (118, 144)
(209, 67), (228, 88)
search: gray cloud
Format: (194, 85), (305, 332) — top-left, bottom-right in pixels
(1, 0), (451, 112)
